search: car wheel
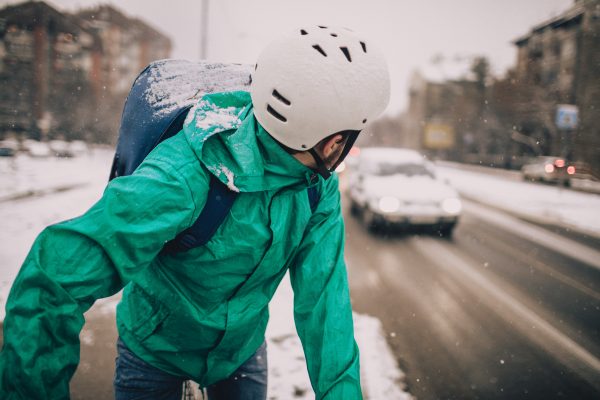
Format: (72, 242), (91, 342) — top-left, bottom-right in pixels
(362, 208), (378, 232)
(350, 199), (362, 217)
(436, 223), (455, 238)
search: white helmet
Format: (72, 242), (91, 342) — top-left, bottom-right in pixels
(250, 25), (391, 151)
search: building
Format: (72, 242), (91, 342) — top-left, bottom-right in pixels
(405, 0), (599, 172)
(404, 57), (500, 163)
(73, 5), (172, 142)
(0, 1), (172, 143)
(509, 0), (599, 172)
(75, 5), (171, 97)
(0, 1), (101, 140)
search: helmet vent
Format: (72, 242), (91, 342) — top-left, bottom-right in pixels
(363, 118), (367, 123)
(330, 33), (338, 37)
(360, 41), (367, 53)
(340, 46), (352, 62)
(272, 89), (291, 106)
(318, 25), (328, 29)
(312, 44), (327, 57)
(300, 29), (308, 35)
(267, 104), (287, 123)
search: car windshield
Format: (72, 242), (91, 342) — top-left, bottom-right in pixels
(368, 162), (434, 178)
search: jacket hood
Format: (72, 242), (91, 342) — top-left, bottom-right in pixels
(183, 91), (318, 193)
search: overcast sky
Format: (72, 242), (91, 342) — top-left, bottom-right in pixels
(2, 0), (574, 114)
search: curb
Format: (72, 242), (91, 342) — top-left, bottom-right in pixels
(460, 193), (600, 242)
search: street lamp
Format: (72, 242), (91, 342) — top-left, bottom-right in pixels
(200, 0), (210, 60)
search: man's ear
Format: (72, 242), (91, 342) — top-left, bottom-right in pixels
(321, 134), (345, 158)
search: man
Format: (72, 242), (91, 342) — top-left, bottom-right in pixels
(0, 26), (390, 399)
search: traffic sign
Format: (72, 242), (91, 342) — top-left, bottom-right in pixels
(556, 104), (578, 130)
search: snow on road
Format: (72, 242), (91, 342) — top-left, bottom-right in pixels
(436, 165), (600, 237)
(0, 149), (109, 202)
(0, 150), (411, 399)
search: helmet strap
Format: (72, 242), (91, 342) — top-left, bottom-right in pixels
(308, 148), (333, 179)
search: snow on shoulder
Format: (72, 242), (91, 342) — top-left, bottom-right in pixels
(267, 275), (413, 399)
(182, 92), (246, 148)
(186, 99), (243, 134)
(207, 164), (240, 193)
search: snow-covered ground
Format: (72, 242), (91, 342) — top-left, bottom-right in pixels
(267, 278), (410, 399)
(0, 150), (411, 399)
(0, 150), (112, 317)
(436, 164), (600, 238)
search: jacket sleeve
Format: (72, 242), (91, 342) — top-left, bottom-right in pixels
(0, 157), (199, 400)
(288, 174), (362, 400)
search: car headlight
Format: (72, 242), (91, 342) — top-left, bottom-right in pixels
(378, 196), (401, 213)
(441, 198), (462, 214)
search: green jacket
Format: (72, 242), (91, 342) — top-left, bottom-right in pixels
(0, 91), (361, 399)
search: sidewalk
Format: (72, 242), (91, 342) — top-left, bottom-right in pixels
(436, 162), (600, 240)
(437, 160), (600, 194)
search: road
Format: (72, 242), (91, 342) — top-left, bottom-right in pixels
(343, 194), (600, 399)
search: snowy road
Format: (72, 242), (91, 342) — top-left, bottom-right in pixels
(343, 193), (600, 399)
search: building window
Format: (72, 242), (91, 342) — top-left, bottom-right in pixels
(551, 40), (561, 57)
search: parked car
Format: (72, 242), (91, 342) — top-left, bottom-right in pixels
(49, 140), (74, 158)
(348, 147), (462, 236)
(521, 156), (575, 185)
(22, 139), (51, 157)
(69, 140), (89, 155)
(0, 139), (19, 157)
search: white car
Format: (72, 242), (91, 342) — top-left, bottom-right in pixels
(70, 140), (89, 155)
(521, 156), (574, 185)
(348, 147), (462, 236)
(23, 139), (51, 157)
(49, 140), (74, 158)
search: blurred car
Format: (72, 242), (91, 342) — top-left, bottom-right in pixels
(348, 147), (462, 236)
(23, 139), (51, 157)
(0, 139), (18, 157)
(521, 156), (575, 185)
(70, 140), (90, 156)
(568, 161), (598, 181)
(49, 140), (74, 158)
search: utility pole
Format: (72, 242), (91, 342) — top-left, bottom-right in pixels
(200, 0), (210, 60)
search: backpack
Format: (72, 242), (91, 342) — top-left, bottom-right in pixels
(109, 59), (320, 254)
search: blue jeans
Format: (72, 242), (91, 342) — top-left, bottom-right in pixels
(114, 337), (268, 400)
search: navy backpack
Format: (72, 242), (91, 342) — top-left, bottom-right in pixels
(109, 59), (319, 254)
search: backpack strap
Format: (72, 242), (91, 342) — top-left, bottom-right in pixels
(162, 174), (239, 254)
(162, 176), (320, 255)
